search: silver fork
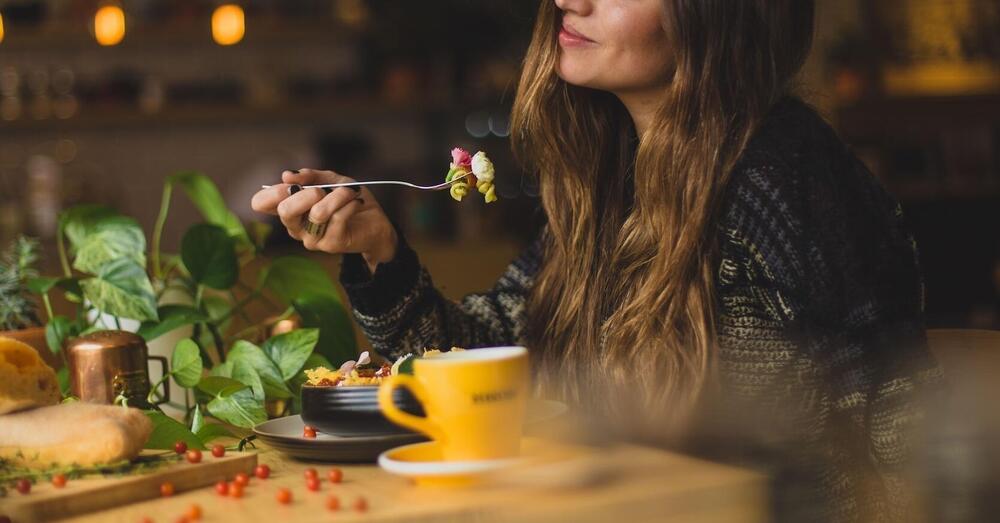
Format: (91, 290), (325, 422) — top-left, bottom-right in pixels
(261, 172), (471, 192)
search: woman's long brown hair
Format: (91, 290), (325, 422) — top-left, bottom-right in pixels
(512, 0), (815, 431)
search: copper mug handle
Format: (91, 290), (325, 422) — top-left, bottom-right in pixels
(148, 355), (170, 405)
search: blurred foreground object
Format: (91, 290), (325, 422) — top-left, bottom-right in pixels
(920, 329), (1000, 521)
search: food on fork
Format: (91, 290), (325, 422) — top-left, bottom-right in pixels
(0, 336), (61, 415)
(446, 148), (497, 203)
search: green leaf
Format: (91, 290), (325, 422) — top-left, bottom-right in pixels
(207, 388), (266, 429)
(397, 354), (416, 375)
(58, 205), (119, 249)
(231, 358), (265, 400)
(138, 305), (206, 342)
(262, 329), (319, 382)
(45, 315), (76, 355)
(190, 404), (205, 435)
(248, 221), (273, 251)
(180, 224), (238, 290)
(80, 258), (158, 322)
(56, 367), (71, 396)
(293, 293), (357, 365)
(196, 423), (237, 445)
(72, 216), (146, 275)
(144, 411), (205, 450)
(228, 340), (292, 399)
(211, 362), (233, 378)
(262, 256), (339, 304)
(27, 277), (58, 294)
(196, 375), (247, 397)
(171, 339), (203, 388)
(28, 277), (83, 303)
(79, 324), (104, 336)
(166, 172), (248, 242)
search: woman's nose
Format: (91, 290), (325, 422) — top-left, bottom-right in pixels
(554, 0), (593, 17)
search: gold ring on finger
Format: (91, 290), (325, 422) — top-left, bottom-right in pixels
(301, 215), (329, 237)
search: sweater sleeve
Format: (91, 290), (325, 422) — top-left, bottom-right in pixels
(724, 146), (942, 520)
(339, 234), (542, 360)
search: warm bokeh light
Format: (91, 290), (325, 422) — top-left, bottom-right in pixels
(94, 5), (126, 46)
(212, 4), (245, 46)
(0, 13), (5, 44)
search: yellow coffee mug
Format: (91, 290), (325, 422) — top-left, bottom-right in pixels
(378, 346), (529, 461)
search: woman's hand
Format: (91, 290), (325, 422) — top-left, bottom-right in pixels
(250, 169), (398, 272)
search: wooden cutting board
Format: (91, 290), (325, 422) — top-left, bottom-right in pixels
(1, 451), (257, 523)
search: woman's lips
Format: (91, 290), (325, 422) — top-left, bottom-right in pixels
(558, 23), (596, 48)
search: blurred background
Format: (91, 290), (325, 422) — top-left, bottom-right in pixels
(0, 0), (997, 329)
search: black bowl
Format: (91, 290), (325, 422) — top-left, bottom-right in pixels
(300, 385), (424, 437)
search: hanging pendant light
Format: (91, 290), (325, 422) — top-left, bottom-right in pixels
(212, 4), (245, 46)
(94, 4), (126, 46)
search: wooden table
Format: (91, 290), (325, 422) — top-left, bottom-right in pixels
(58, 441), (768, 523)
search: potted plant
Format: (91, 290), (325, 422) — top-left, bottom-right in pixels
(31, 171), (358, 449)
(0, 236), (56, 367)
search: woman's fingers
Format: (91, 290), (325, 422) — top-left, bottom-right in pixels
(276, 188), (326, 240)
(312, 198), (365, 253)
(281, 168), (355, 187)
(250, 184), (292, 215)
(301, 187), (361, 250)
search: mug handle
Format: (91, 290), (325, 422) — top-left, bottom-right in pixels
(148, 355), (171, 405)
(378, 375), (446, 443)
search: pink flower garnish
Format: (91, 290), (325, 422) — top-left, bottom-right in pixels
(451, 148), (472, 169)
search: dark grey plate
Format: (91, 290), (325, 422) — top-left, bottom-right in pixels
(300, 384), (423, 437)
(253, 415), (426, 462)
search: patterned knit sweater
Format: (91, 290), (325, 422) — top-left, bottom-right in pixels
(339, 97), (941, 521)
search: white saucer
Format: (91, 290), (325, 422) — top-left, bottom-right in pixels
(377, 439), (525, 487)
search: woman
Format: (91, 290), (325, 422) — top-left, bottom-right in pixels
(252, 1), (939, 520)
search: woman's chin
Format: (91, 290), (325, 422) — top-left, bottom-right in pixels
(556, 60), (598, 89)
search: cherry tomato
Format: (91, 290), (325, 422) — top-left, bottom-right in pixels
(186, 504), (202, 521)
(173, 441), (187, 454)
(185, 449), (202, 464)
(254, 464), (271, 479)
(306, 477), (321, 491)
(303, 468), (318, 480)
(303, 426), (317, 438)
(276, 487), (292, 504)
(15, 478), (31, 494)
(214, 480), (229, 496)
(326, 495), (340, 511)
(353, 496), (368, 512)
(233, 472), (250, 486)
(327, 468), (343, 483)
(211, 445), (225, 458)
(229, 482), (244, 498)
(52, 473), (68, 488)
(160, 482), (175, 497)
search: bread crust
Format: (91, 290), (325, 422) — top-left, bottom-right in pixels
(0, 403), (153, 467)
(0, 336), (61, 415)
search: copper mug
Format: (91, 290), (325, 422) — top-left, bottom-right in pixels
(66, 330), (169, 408)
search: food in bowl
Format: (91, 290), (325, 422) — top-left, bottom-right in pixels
(299, 350), (466, 438)
(303, 348), (465, 387)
